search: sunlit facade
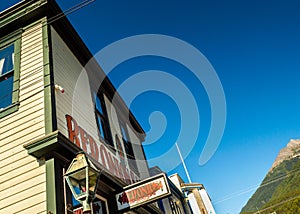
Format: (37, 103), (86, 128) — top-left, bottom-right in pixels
(169, 174), (216, 214)
(0, 1), (158, 213)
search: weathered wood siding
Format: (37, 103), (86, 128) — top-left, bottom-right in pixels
(0, 23), (46, 214)
(51, 26), (98, 140)
(127, 126), (150, 179)
(104, 95), (149, 179)
(51, 27), (148, 182)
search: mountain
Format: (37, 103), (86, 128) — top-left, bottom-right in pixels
(269, 139), (300, 172)
(240, 139), (300, 214)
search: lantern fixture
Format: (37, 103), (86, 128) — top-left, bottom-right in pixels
(65, 152), (100, 213)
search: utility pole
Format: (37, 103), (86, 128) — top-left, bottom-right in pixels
(175, 142), (192, 183)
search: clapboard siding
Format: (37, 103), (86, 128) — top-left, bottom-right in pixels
(52, 26), (99, 141)
(0, 108), (44, 138)
(21, 35), (43, 49)
(51, 26), (148, 183)
(20, 50), (43, 67)
(0, 22), (46, 213)
(21, 35), (42, 48)
(20, 59), (44, 75)
(0, 96), (44, 135)
(0, 123), (44, 153)
(0, 188), (46, 214)
(0, 102), (43, 138)
(0, 116), (44, 149)
(1, 149), (29, 170)
(0, 156), (35, 177)
(21, 41), (43, 55)
(127, 126), (150, 180)
(0, 164), (45, 189)
(0, 172), (45, 200)
(19, 78), (44, 97)
(2, 183), (46, 207)
(0, 87), (43, 121)
(0, 160), (40, 184)
(18, 203), (47, 214)
(19, 68), (43, 87)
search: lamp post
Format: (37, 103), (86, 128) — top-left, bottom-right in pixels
(65, 152), (100, 213)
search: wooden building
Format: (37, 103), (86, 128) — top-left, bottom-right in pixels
(0, 1), (161, 213)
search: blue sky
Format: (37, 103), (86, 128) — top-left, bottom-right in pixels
(2, 1), (300, 213)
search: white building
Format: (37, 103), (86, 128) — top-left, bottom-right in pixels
(169, 174), (216, 214)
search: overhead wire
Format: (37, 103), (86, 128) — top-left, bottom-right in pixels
(1, 0), (142, 166)
(0, 0), (95, 104)
(213, 162), (300, 205)
(3, 2), (300, 208)
(47, 0), (95, 25)
(253, 194), (300, 214)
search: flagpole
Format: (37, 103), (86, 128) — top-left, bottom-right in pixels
(175, 142), (192, 183)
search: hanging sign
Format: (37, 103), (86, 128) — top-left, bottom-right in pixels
(115, 173), (171, 211)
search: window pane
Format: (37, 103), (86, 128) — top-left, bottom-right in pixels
(0, 58), (4, 73)
(95, 94), (103, 114)
(0, 75), (13, 108)
(121, 125), (128, 141)
(0, 44), (14, 76)
(93, 197), (108, 214)
(97, 115), (105, 138)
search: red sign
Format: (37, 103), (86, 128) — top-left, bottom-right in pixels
(65, 114), (139, 184)
(116, 173), (171, 211)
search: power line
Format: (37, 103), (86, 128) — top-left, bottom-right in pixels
(213, 163), (300, 204)
(176, 142), (192, 183)
(1, 0), (97, 103)
(0, 0), (134, 162)
(48, 0), (95, 25)
(253, 194), (300, 214)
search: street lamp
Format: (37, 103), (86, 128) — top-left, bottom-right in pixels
(65, 152), (100, 213)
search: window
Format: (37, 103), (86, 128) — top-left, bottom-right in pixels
(115, 134), (125, 161)
(0, 44), (14, 109)
(71, 196), (108, 214)
(94, 93), (112, 146)
(120, 123), (134, 157)
(119, 121), (138, 172)
(169, 198), (182, 214)
(0, 32), (21, 118)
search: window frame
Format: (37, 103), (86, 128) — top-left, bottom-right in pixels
(94, 92), (113, 147)
(70, 195), (109, 214)
(0, 29), (21, 119)
(119, 120), (138, 173)
(169, 198), (182, 214)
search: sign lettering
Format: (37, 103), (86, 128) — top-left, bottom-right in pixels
(66, 114), (139, 184)
(116, 173), (171, 211)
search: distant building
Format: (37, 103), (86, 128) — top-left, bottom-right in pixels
(150, 167), (192, 214)
(169, 174), (216, 214)
(150, 167), (216, 214)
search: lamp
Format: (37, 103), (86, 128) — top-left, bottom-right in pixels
(65, 152), (100, 213)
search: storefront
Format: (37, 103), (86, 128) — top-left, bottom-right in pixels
(0, 1), (213, 213)
(0, 0), (163, 213)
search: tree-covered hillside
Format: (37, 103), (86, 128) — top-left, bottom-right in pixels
(240, 156), (300, 214)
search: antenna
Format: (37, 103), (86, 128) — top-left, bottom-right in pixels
(175, 142), (192, 183)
